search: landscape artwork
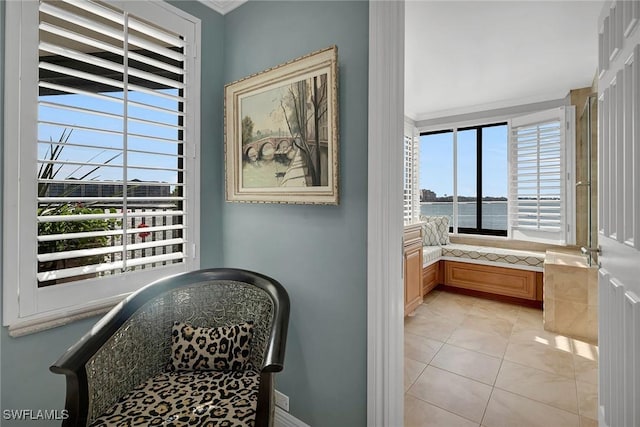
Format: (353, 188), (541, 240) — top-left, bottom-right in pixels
(225, 46), (339, 204)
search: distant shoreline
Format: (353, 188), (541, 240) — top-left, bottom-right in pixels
(420, 201), (507, 204)
(420, 201), (508, 229)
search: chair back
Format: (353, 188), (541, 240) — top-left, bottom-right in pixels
(52, 268), (289, 425)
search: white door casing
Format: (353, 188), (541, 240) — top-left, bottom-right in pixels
(367, 1), (405, 426)
(596, 2), (640, 427)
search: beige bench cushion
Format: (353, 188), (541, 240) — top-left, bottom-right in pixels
(423, 246), (443, 266)
(442, 243), (545, 269)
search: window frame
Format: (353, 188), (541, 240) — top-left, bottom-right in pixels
(3, 0), (202, 334)
(413, 110), (575, 243)
(420, 122), (509, 236)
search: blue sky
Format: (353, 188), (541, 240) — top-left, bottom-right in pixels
(419, 125), (508, 199)
(38, 89), (180, 185)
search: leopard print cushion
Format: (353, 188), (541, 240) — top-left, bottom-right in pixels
(169, 322), (254, 372)
(89, 369), (260, 426)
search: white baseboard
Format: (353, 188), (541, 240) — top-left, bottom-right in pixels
(274, 407), (310, 427)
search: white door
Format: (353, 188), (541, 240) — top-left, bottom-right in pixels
(596, 2), (640, 427)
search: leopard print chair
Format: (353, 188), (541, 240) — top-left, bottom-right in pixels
(50, 268), (290, 427)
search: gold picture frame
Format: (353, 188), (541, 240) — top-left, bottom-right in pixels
(224, 46), (339, 204)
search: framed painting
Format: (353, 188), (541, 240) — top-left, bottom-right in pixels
(224, 46), (339, 204)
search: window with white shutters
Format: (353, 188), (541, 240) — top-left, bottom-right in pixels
(4, 0), (201, 331)
(509, 107), (575, 244)
(403, 134), (419, 224)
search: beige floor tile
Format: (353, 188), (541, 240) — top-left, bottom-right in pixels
(572, 338), (599, 360)
(422, 289), (442, 305)
(404, 357), (426, 392)
(430, 344), (502, 385)
(405, 291), (598, 427)
(447, 327), (509, 358)
(494, 360), (578, 413)
(503, 341), (575, 379)
(436, 291), (479, 306)
(405, 312), (459, 342)
(459, 314), (514, 339)
(407, 366), (492, 423)
(576, 380), (598, 420)
(404, 395), (479, 427)
(513, 307), (544, 332)
(573, 355), (598, 385)
(579, 416), (598, 427)
(469, 299), (521, 324)
(509, 328), (573, 354)
(415, 300), (469, 324)
(404, 333), (443, 364)
(482, 389), (580, 427)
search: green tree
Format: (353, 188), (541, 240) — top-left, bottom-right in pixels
(242, 115), (254, 145)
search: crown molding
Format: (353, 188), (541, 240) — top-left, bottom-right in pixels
(197, 0), (247, 15)
(410, 90), (570, 123)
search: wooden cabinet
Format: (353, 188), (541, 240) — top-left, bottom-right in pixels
(404, 224), (423, 315)
(422, 261), (440, 295)
(444, 260), (537, 300)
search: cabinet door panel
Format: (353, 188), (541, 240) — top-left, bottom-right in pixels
(422, 262), (440, 295)
(404, 244), (423, 315)
(444, 261), (536, 300)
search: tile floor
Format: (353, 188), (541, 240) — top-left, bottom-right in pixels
(404, 289), (599, 427)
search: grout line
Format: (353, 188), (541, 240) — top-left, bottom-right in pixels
(480, 337), (507, 427)
(438, 341), (503, 361)
(489, 387), (581, 419)
(404, 359), (428, 393)
(444, 333), (509, 359)
(406, 391), (485, 426)
(428, 361), (500, 387)
(491, 381), (580, 416)
(492, 353), (506, 388)
(424, 365), (494, 389)
(480, 384), (495, 427)
(499, 357), (576, 381)
(403, 330), (446, 345)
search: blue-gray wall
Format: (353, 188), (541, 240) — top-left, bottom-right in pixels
(1, 1), (369, 426)
(169, 1), (226, 268)
(223, 2), (369, 425)
(0, 3), (225, 425)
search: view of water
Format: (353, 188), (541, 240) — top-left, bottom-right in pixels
(243, 159), (290, 188)
(421, 201), (507, 230)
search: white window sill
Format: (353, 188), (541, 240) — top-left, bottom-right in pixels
(5, 295), (125, 337)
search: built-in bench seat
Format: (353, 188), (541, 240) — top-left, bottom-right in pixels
(422, 246), (443, 266)
(440, 243), (545, 271)
(423, 243), (545, 271)
(417, 216), (545, 305)
(421, 242), (545, 304)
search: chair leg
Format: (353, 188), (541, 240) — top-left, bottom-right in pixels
(255, 372), (274, 427)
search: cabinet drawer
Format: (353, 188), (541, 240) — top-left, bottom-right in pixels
(444, 261), (537, 300)
(403, 227), (422, 244)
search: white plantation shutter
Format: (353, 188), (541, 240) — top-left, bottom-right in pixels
(509, 107), (574, 244)
(4, 0), (200, 328)
(403, 134), (419, 224)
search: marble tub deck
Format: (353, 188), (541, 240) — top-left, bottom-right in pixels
(543, 251), (599, 342)
(405, 290), (598, 427)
